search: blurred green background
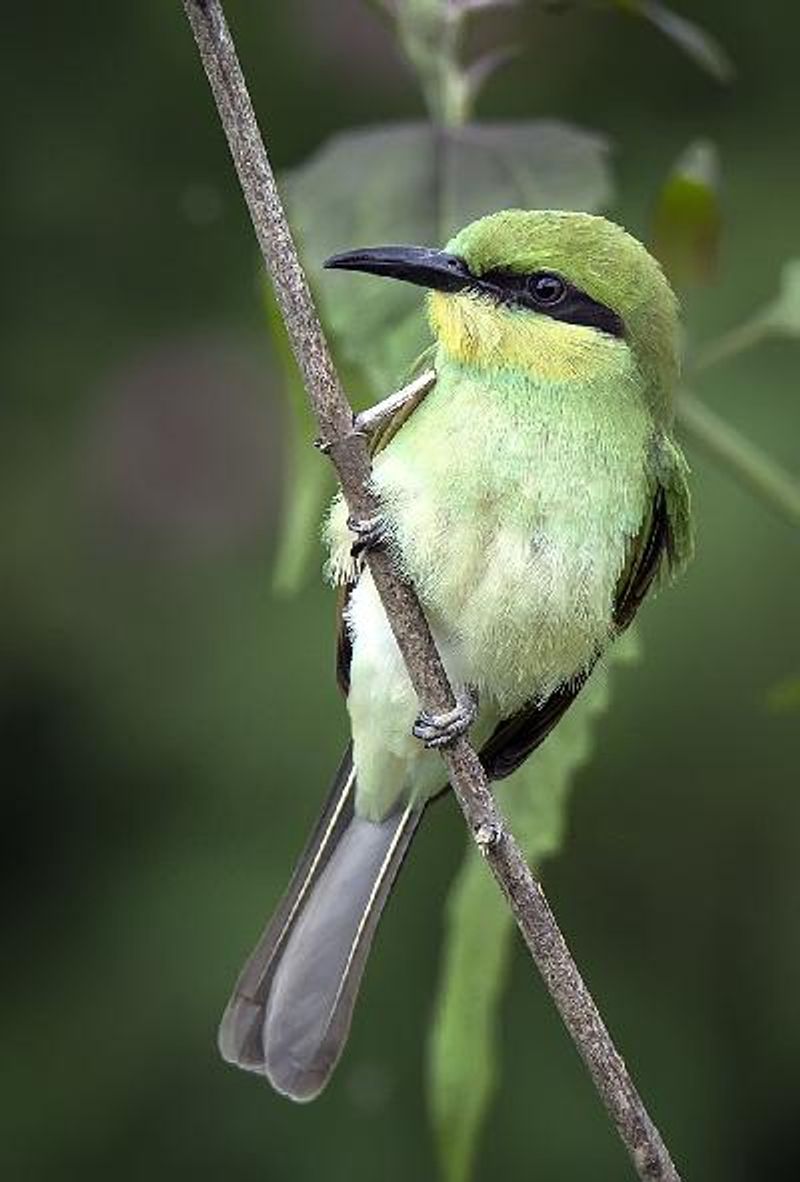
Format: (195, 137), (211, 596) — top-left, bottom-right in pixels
(2, 2), (799, 1179)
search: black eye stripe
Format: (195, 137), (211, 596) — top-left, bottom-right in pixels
(475, 268), (625, 340)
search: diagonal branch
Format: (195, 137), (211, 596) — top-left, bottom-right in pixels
(180, 4), (684, 1179)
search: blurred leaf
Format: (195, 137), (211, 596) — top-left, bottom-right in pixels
(652, 140), (721, 288)
(767, 675), (800, 714)
(427, 850), (513, 1182)
(613, 1), (734, 82)
(270, 414), (330, 596)
(263, 286), (333, 595)
(274, 119), (611, 588)
(285, 121), (610, 398)
(428, 634), (638, 1182)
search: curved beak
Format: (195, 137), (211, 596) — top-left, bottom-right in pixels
(323, 245), (473, 294)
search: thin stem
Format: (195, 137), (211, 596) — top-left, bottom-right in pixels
(181, 4), (684, 1179)
(394, 1), (473, 126)
(455, 0), (521, 11)
(677, 389), (800, 525)
(687, 316), (771, 375)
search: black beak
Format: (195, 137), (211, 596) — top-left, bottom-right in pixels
(323, 245), (473, 294)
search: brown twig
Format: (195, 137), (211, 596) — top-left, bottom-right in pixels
(180, 3), (684, 1179)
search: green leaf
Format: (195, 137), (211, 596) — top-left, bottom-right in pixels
(286, 121), (611, 398)
(652, 139), (721, 288)
(273, 119), (612, 589)
(613, 1), (734, 82)
(427, 851), (513, 1182)
(270, 419), (330, 597)
(766, 675), (800, 714)
(427, 634), (638, 1182)
(263, 285), (333, 595)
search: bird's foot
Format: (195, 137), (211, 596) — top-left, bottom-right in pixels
(413, 686), (479, 749)
(351, 369), (436, 439)
(348, 512), (390, 558)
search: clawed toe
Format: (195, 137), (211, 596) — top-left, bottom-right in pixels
(412, 686), (478, 749)
(347, 512), (389, 557)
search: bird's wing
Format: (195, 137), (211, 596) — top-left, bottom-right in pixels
(479, 486), (671, 781)
(336, 582), (355, 696)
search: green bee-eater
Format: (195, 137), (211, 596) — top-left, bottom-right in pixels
(219, 209), (693, 1101)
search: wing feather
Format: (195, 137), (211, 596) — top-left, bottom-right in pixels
(479, 487), (670, 781)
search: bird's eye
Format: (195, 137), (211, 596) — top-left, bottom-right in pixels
(528, 272), (566, 306)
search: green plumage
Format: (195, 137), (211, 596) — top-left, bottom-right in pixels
(328, 209), (692, 820)
(221, 209), (693, 1101)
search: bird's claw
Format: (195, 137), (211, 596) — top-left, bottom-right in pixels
(347, 512), (390, 558)
(412, 686), (479, 749)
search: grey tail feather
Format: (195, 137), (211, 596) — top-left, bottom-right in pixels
(218, 746), (423, 1101)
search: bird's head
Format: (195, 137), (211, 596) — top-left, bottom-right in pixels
(325, 210), (679, 420)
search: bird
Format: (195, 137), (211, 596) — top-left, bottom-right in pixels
(218, 208), (693, 1102)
